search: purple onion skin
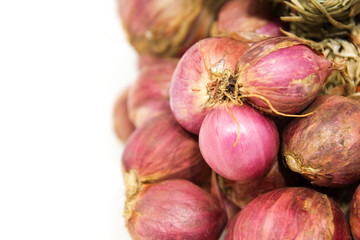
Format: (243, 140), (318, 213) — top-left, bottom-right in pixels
(127, 179), (227, 240)
(215, 0), (283, 39)
(225, 187), (351, 240)
(237, 37), (334, 115)
(122, 114), (210, 186)
(351, 185), (360, 240)
(199, 104), (279, 182)
(170, 37), (248, 134)
(283, 95), (360, 187)
(128, 59), (178, 127)
(113, 88), (135, 142)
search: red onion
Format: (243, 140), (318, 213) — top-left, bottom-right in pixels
(170, 37), (249, 134)
(125, 179), (227, 240)
(199, 104), (279, 181)
(216, 158), (299, 209)
(137, 54), (179, 71)
(128, 58), (178, 127)
(237, 36), (334, 115)
(283, 95), (360, 187)
(113, 88), (135, 142)
(351, 184), (360, 240)
(225, 187), (351, 240)
(212, 0), (283, 42)
(122, 114), (210, 198)
(118, 0), (222, 57)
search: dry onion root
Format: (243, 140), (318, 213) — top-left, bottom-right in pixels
(276, 0), (360, 39)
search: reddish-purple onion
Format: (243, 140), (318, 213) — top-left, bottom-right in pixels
(216, 158), (299, 209)
(237, 36), (334, 115)
(351, 184), (360, 240)
(212, 0), (283, 42)
(125, 179), (227, 240)
(122, 114), (210, 198)
(128, 58), (178, 127)
(113, 88), (135, 142)
(199, 104), (279, 181)
(225, 187), (351, 240)
(283, 95), (360, 187)
(118, 0), (222, 57)
(170, 37), (249, 134)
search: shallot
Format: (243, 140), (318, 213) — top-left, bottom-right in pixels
(283, 95), (360, 187)
(125, 179), (226, 240)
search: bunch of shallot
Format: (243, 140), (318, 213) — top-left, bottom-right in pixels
(114, 0), (360, 239)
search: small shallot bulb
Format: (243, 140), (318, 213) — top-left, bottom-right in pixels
(128, 58), (178, 127)
(125, 179), (227, 240)
(237, 36), (334, 115)
(351, 184), (360, 240)
(212, 0), (283, 42)
(113, 88), (135, 142)
(199, 104), (279, 182)
(283, 95), (360, 187)
(118, 0), (221, 57)
(122, 114), (210, 198)
(225, 187), (351, 240)
(170, 37), (248, 134)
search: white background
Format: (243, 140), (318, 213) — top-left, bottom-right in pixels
(0, 0), (134, 239)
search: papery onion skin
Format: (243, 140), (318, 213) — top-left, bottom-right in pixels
(237, 36), (334, 115)
(283, 95), (360, 187)
(212, 0), (283, 42)
(199, 104), (279, 182)
(350, 185), (360, 240)
(128, 59), (178, 127)
(122, 114), (210, 196)
(118, 0), (218, 57)
(170, 37), (248, 134)
(217, 158), (298, 209)
(210, 172), (240, 223)
(113, 88), (135, 142)
(126, 179), (227, 240)
(225, 187), (351, 240)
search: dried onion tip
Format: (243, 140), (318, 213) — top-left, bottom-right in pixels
(127, 58), (178, 127)
(122, 114), (210, 198)
(225, 187), (351, 240)
(351, 184), (360, 240)
(211, 0), (283, 43)
(118, 0), (223, 57)
(125, 179), (227, 240)
(283, 95), (360, 187)
(113, 88), (135, 142)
